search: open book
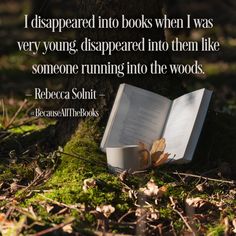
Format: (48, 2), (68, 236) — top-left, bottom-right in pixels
(101, 84), (212, 163)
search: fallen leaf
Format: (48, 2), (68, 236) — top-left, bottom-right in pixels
(148, 207), (159, 220)
(62, 223), (73, 234)
(196, 183), (205, 192)
(28, 206), (37, 220)
(139, 179), (165, 198)
(158, 185), (168, 198)
(0, 196), (6, 201)
(223, 217), (229, 235)
(135, 208), (146, 217)
(96, 205), (115, 218)
(83, 178), (96, 192)
(46, 204), (54, 213)
(10, 182), (19, 193)
(119, 170), (129, 182)
(185, 197), (212, 210)
(232, 218), (236, 233)
(135, 207), (159, 221)
(0, 213), (5, 222)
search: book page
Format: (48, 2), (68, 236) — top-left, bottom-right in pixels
(163, 89), (207, 162)
(101, 84), (172, 150)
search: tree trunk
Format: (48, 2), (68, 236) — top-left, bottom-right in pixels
(56, 0), (184, 144)
(31, 0), (52, 18)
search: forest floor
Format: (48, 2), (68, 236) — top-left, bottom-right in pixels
(0, 0), (236, 235)
(0, 115), (235, 235)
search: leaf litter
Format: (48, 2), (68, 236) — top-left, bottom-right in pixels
(0, 121), (235, 235)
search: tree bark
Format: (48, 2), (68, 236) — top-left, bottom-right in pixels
(31, 0), (52, 18)
(56, 0), (184, 144)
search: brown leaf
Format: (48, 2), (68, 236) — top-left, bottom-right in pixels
(135, 207), (159, 221)
(196, 183), (205, 192)
(96, 205), (115, 218)
(150, 138), (170, 166)
(232, 218), (236, 233)
(0, 213), (5, 222)
(139, 179), (165, 198)
(10, 182), (19, 193)
(0, 196), (6, 201)
(148, 207), (159, 220)
(185, 197), (212, 210)
(150, 138), (166, 163)
(158, 185), (168, 198)
(46, 204), (54, 213)
(223, 217), (229, 235)
(62, 224), (73, 234)
(83, 178), (96, 192)
(153, 152), (170, 167)
(119, 170), (129, 182)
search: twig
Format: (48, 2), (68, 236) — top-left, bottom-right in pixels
(20, 171), (45, 194)
(31, 220), (74, 236)
(5, 99), (28, 129)
(132, 169), (148, 175)
(172, 208), (195, 235)
(1, 99), (5, 125)
(118, 210), (135, 223)
(94, 231), (133, 236)
(38, 194), (83, 212)
(58, 151), (106, 167)
(14, 207), (40, 222)
(8, 117), (40, 130)
(169, 197), (195, 235)
(174, 170), (186, 184)
(172, 172), (235, 185)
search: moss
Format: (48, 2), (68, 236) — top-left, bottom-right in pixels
(10, 124), (43, 134)
(0, 162), (34, 183)
(207, 224), (225, 236)
(1, 119), (233, 234)
(25, 120), (132, 229)
(159, 207), (173, 219)
(173, 219), (184, 234)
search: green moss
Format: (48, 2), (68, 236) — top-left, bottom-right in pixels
(207, 224), (225, 236)
(25, 120), (132, 228)
(10, 124), (42, 134)
(0, 163), (34, 183)
(159, 207), (173, 219)
(173, 219), (184, 233)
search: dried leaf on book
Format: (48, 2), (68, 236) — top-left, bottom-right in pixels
(150, 138), (170, 166)
(153, 152), (170, 167)
(150, 138), (166, 163)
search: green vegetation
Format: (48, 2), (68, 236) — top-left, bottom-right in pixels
(0, 120), (235, 235)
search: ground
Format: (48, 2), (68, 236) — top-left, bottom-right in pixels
(0, 116), (235, 235)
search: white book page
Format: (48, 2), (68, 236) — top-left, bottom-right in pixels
(163, 89), (206, 162)
(101, 84), (172, 150)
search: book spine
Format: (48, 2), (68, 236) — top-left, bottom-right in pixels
(100, 84), (126, 151)
(160, 100), (174, 138)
